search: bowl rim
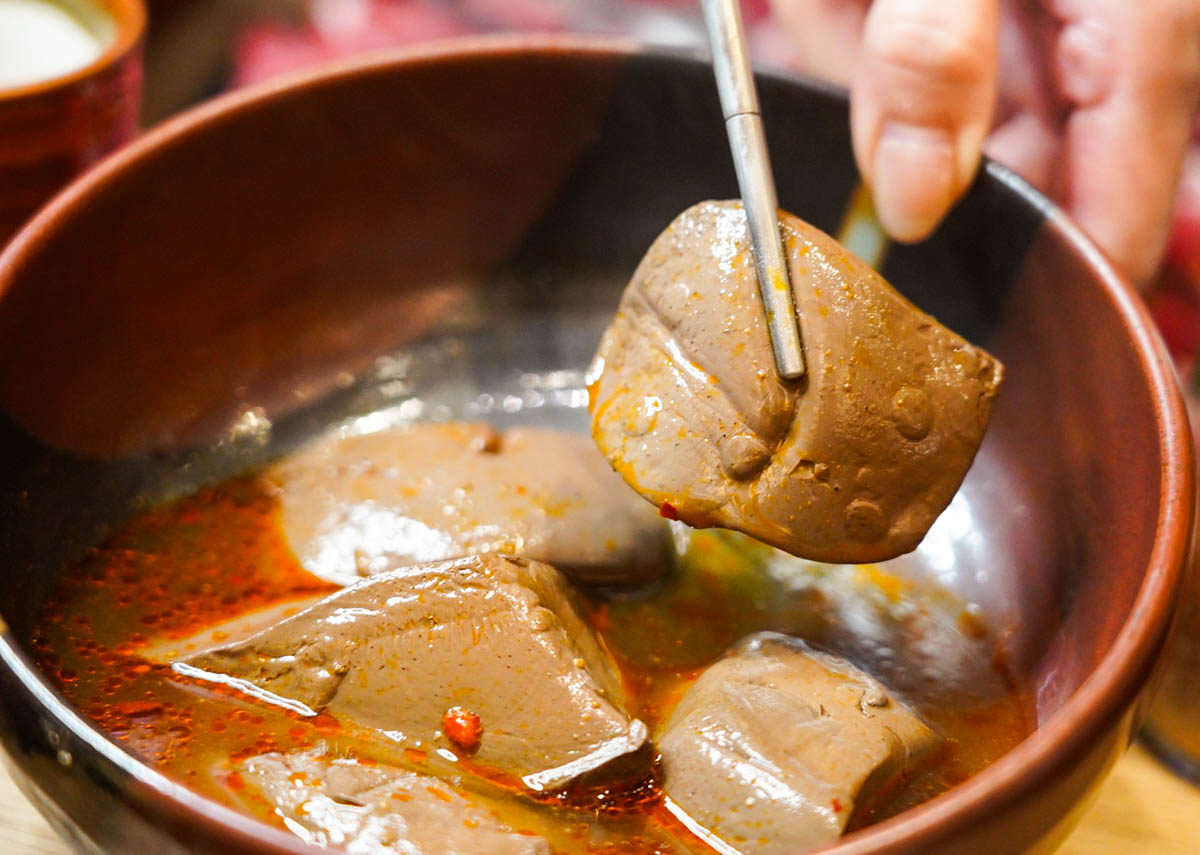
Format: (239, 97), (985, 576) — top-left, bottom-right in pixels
(0, 33), (1192, 855)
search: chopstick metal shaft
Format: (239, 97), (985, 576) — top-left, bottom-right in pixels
(702, 0), (806, 381)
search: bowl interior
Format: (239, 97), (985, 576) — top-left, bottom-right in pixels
(0, 39), (1181, 852)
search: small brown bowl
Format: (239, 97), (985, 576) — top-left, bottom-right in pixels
(0, 37), (1190, 855)
(0, 0), (145, 245)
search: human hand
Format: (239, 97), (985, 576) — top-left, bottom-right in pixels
(772, 0), (1200, 289)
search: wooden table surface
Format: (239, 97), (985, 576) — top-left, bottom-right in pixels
(0, 743), (1195, 854)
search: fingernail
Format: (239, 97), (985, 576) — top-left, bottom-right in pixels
(871, 123), (958, 243)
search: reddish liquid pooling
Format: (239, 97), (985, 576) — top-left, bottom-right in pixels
(26, 477), (694, 851)
(29, 477), (338, 799)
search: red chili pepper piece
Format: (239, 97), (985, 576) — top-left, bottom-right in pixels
(442, 706), (483, 753)
(658, 501), (680, 520)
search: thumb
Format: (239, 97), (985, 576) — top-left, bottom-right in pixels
(851, 0), (1000, 242)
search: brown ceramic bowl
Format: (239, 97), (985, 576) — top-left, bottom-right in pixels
(0, 0), (145, 245)
(0, 37), (1191, 855)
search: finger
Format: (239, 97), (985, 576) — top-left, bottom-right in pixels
(851, 0), (1000, 242)
(769, 0), (870, 86)
(1052, 0), (1200, 289)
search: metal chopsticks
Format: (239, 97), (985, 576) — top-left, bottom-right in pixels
(701, 0), (806, 381)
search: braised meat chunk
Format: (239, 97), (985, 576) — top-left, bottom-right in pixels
(589, 201), (1002, 563)
(179, 554), (651, 792)
(659, 633), (937, 854)
(274, 422), (670, 587)
(237, 751), (550, 855)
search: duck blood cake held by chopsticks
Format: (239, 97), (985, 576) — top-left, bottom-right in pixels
(588, 201), (1003, 564)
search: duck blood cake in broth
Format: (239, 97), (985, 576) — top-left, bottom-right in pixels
(658, 633), (937, 854)
(273, 422), (670, 587)
(237, 752), (551, 854)
(33, 425), (1036, 855)
(589, 201), (1003, 564)
(178, 554), (651, 792)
